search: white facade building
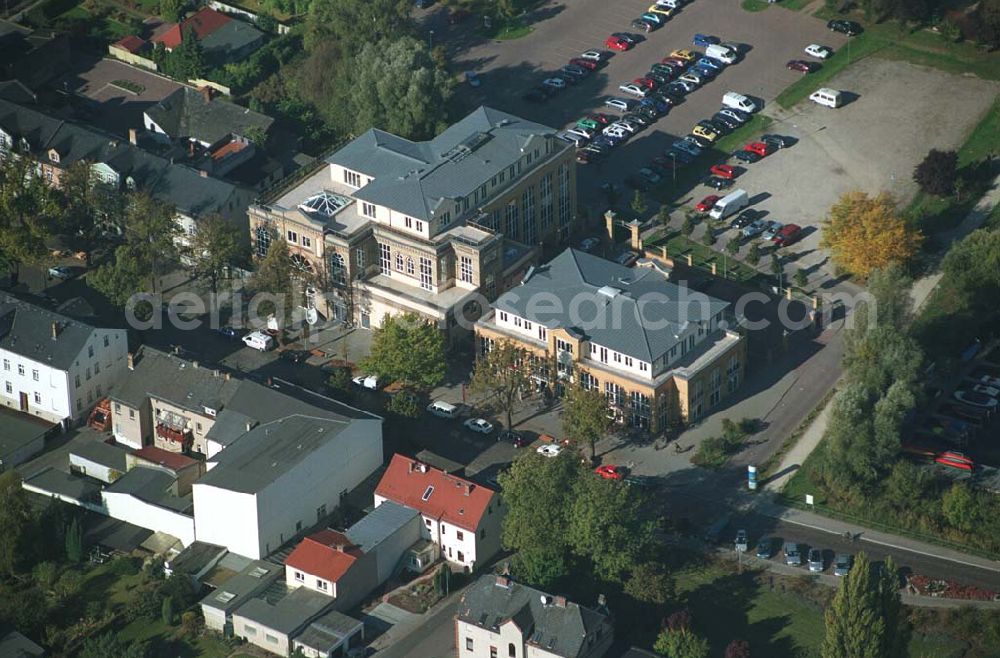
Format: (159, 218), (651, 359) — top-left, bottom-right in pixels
(0, 295), (128, 427)
(193, 413), (383, 559)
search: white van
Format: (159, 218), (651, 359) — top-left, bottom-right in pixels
(722, 92), (758, 113)
(809, 88), (843, 108)
(709, 189), (749, 220)
(242, 330), (275, 352)
(706, 44), (737, 64)
(427, 400), (459, 419)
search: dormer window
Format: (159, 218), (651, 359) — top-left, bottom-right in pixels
(48, 149), (60, 163)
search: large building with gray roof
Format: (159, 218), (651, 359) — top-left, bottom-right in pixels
(476, 248), (746, 432)
(0, 294), (128, 428)
(457, 574), (614, 658)
(247, 106), (574, 340)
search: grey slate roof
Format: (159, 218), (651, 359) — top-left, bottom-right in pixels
(493, 249), (729, 362)
(294, 609), (363, 654)
(0, 294), (98, 370)
(198, 415), (353, 494)
(0, 629), (45, 658)
(0, 98), (246, 219)
(105, 466), (191, 512)
(22, 466), (101, 502)
(458, 576), (610, 658)
(200, 19), (264, 61)
(328, 106), (563, 221)
(70, 441), (128, 472)
(145, 87), (273, 146)
(345, 500), (418, 553)
(200, 558), (282, 614)
(235, 586), (332, 635)
(110, 347), (240, 414)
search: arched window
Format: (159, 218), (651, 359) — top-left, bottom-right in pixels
(290, 253), (314, 274)
(395, 253), (404, 271)
(508, 643), (516, 657)
(329, 253), (346, 285)
(255, 225), (272, 257)
(406, 257), (414, 275)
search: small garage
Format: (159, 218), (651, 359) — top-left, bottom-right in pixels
(0, 406), (55, 472)
(69, 441), (128, 483)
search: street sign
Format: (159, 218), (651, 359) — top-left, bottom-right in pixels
(805, 494), (814, 506)
(747, 465), (757, 491)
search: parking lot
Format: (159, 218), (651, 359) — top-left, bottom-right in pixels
(448, 0), (846, 204)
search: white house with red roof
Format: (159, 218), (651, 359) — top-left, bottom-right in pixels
(374, 454), (503, 571)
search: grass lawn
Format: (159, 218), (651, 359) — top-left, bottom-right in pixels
(778, 0), (814, 10)
(647, 230), (764, 284)
(777, 20), (1000, 109)
(741, 0), (771, 11)
(483, 19), (533, 40)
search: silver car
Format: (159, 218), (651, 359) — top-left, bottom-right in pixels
(605, 97), (632, 112)
(834, 554), (852, 576)
(761, 221), (784, 241)
(808, 548), (824, 572)
(784, 542), (801, 566)
(742, 219), (767, 239)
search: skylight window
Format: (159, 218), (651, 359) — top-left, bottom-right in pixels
(422, 486), (434, 501)
(298, 190), (351, 217)
(216, 591), (236, 603)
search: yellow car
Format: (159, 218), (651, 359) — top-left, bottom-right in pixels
(691, 125), (718, 142)
(648, 4), (674, 16)
(670, 49), (696, 62)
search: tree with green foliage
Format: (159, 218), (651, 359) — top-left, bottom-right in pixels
(701, 228), (716, 247)
(33, 561), (59, 591)
(821, 552), (905, 658)
(746, 240), (761, 266)
(387, 392), (421, 418)
(794, 268), (808, 289)
(79, 632), (147, 658)
(725, 237), (740, 257)
(630, 190), (647, 218)
(0, 153), (59, 280)
(342, 37), (453, 140)
(305, 0), (412, 50)
(470, 339), (532, 430)
(65, 517), (83, 563)
(187, 213), (243, 294)
(362, 314), (446, 391)
(658, 204), (671, 228)
(0, 471), (32, 575)
(681, 213), (695, 238)
(942, 482), (979, 533)
(164, 27), (206, 80)
(770, 253), (782, 277)
(158, 0), (185, 22)
(327, 366), (353, 395)
(161, 595), (174, 625)
(624, 561), (674, 605)
(89, 248), (148, 309)
(654, 627), (710, 658)
(562, 382), (610, 462)
(124, 191), (181, 293)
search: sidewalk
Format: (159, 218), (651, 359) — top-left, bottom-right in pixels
(753, 495), (1000, 576)
(765, 398), (834, 491)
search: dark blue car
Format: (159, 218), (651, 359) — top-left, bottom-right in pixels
(639, 97), (669, 114)
(692, 33), (720, 47)
(697, 57), (724, 70)
(692, 65), (717, 78)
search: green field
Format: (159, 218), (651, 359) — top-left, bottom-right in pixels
(741, 0), (772, 11)
(778, 0), (815, 10)
(647, 230), (765, 284)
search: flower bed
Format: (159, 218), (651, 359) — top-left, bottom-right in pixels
(907, 574), (998, 601)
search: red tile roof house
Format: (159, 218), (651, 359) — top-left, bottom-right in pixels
(151, 7), (264, 64)
(374, 454), (504, 572)
(283, 530), (376, 613)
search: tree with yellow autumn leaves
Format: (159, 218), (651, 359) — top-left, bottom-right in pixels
(821, 192), (923, 279)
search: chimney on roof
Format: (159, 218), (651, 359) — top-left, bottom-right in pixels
(127, 352), (135, 370)
(335, 544), (345, 552)
(192, 361), (199, 369)
(495, 575), (510, 588)
(188, 141), (195, 157)
(128, 128), (138, 145)
(199, 169), (208, 178)
(464, 483), (474, 496)
(200, 85), (213, 104)
(224, 372), (230, 381)
(554, 595), (567, 607)
(50, 321), (59, 340)
(245, 420), (253, 432)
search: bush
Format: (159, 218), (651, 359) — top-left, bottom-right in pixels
(109, 556), (139, 577)
(387, 392), (421, 418)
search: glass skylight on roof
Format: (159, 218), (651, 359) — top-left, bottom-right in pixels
(298, 190), (351, 217)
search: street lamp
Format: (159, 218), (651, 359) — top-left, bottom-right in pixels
(429, 29), (434, 50)
(669, 151), (676, 184)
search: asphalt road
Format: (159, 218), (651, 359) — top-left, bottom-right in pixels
(373, 596), (460, 658)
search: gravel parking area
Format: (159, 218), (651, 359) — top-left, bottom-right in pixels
(446, 0), (846, 205)
(706, 58), (1000, 284)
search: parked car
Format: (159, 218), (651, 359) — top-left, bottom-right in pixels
(969, 374), (1000, 388)
(761, 133), (794, 148)
(834, 554), (852, 576)
(606, 35), (632, 51)
(692, 65), (717, 79)
(730, 209), (757, 229)
(537, 444), (563, 457)
(787, 59), (820, 73)
(542, 77), (566, 90)
(744, 141), (771, 157)
(216, 325), (242, 339)
(638, 167), (662, 184)
(679, 72), (703, 87)
(613, 119), (640, 134)
(670, 48), (696, 61)
(580, 237), (601, 251)
(954, 389), (999, 409)
(648, 3), (674, 15)
(755, 537), (774, 559)
(691, 125), (718, 142)
(280, 349), (309, 364)
(576, 118), (600, 131)
(464, 418), (494, 434)
(673, 139), (702, 156)
(709, 164), (736, 179)
(972, 384), (1000, 397)
(804, 44), (833, 59)
(465, 71), (481, 87)
(594, 464), (628, 480)
(619, 83), (648, 98)
(735, 529), (749, 552)
(742, 219), (767, 238)
(605, 97), (633, 112)
(612, 32), (640, 44)
(581, 50), (606, 61)
(568, 126), (595, 140)
(771, 223), (802, 247)
(667, 147), (695, 164)
(732, 149), (762, 164)
(561, 64), (589, 78)
(499, 430), (526, 447)
(616, 250), (639, 266)
(808, 549), (824, 572)
(719, 107), (750, 123)
(784, 542), (802, 566)
(641, 11), (665, 24)
(713, 113), (740, 130)
(242, 330), (275, 352)
(696, 195), (720, 212)
(631, 18), (655, 32)
(704, 176), (733, 190)
(697, 57), (724, 70)
(634, 76), (658, 90)
(570, 57), (599, 70)
(828, 19), (863, 35)
(761, 220), (784, 241)
(48, 265), (73, 279)
(693, 33), (720, 47)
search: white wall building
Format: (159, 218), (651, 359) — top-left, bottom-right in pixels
(101, 466), (196, 546)
(0, 295), (128, 428)
(374, 454), (503, 571)
(193, 413), (383, 559)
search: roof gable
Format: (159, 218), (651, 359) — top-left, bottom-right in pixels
(284, 529), (363, 583)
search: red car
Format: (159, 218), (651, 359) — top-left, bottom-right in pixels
(786, 59), (819, 73)
(588, 112), (613, 124)
(709, 164), (736, 179)
(570, 58), (599, 71)
(606, 36), (632, 51)
(695, 195), (720, 212)
(594, 464), (628, 480)
(744, 142), (771, 157)
(771, 223), (801, 247)
(633, 77), (658, 90)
